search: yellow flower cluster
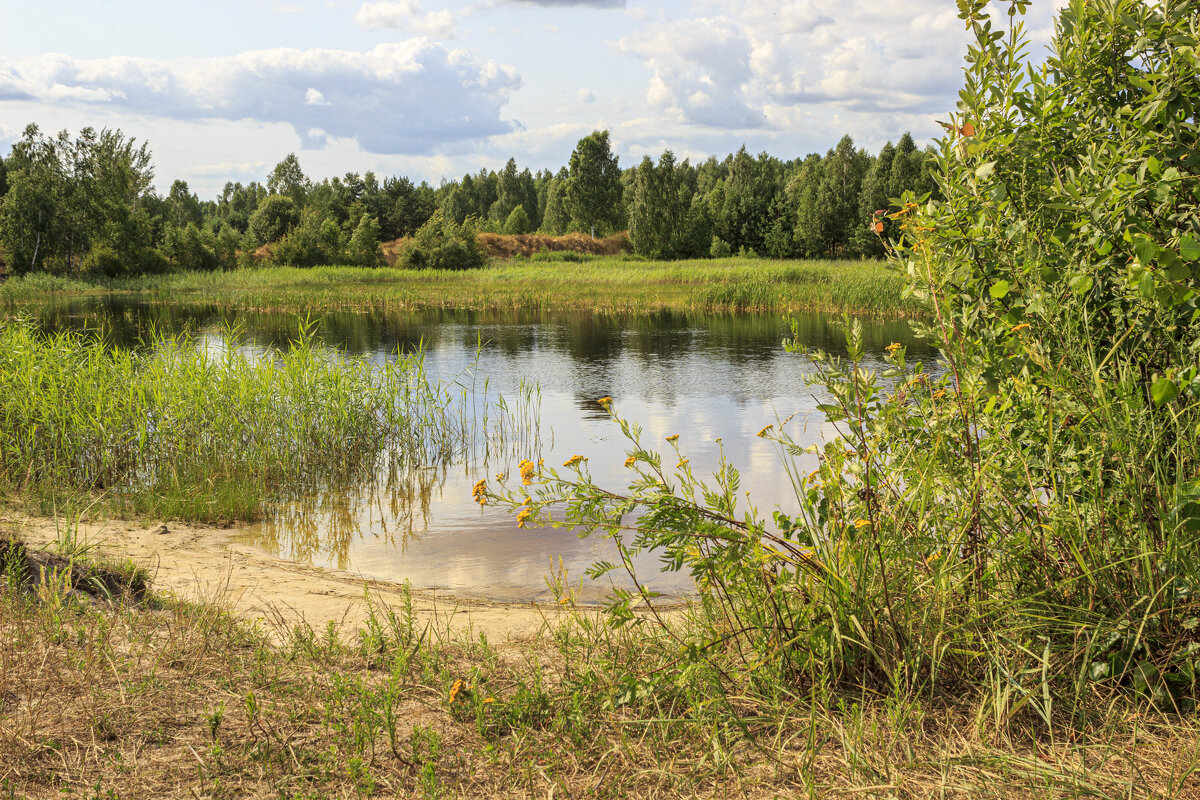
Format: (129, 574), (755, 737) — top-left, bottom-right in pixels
(624, 456), (636, 468)
(676, 458), (689, 469)
(597, 396), (613, 405)
(886, 342), (902, 354)
(756, 424), (773, 438)
(519, 459), (536, 486)
(854, 518), (872, 529)
(563, 454), (586, 467)
(449, 678), (466, 703)
(471, 479), (487, 505)
(517, 508), (533, 528)
(665, 434), (679, 443)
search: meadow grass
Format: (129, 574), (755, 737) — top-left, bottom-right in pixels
(0, 256), (922, 317)
(0, 319), (538, 522)
(3, 521), (1197, 799)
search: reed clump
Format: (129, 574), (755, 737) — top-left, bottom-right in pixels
(0, 319), (525, 521)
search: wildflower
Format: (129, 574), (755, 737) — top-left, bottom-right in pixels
(624, 456), (636, 468)
(932, 389), (946, 401)
(517, 508), (533, 528)
(886, 342), (902, 354)
(854, 518), (872, 529)
(677, 458), (689, 469)
(449, 679), (466, 704)
(1011, 323), (1030, 333)
(926, 551), (942, 564)
(563, 454), (586, 468)
(665, 434), (679, 443)
(521, 496), (532, 506)
(518, 459), (536, 486)
(483, 697), (496, 705)
(756, 424), (773, 438)
(806, 468), (821, 483)
(472, 479), (488, 506)
(597, 396), (613, 405)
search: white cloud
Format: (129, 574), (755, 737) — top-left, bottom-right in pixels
(577, 88), (595, 104)
(354, 0), (460, 37)
(0, 41), (522, 155)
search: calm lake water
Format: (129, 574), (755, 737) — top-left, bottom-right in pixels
(30, 300), (933, 601)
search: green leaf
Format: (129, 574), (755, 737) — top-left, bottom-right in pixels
(1181, 235), (1200, 261)
(1069, 274), (1093, 294)
(975, 161), (996, 179)
(989, 280), (1010, 299)
(1151, 377), (1179, 406)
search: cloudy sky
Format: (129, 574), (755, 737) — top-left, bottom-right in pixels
(0, 0), (1062, 197)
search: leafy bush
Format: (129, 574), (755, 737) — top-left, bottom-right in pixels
(398, 211), (485, 271)
(487, 0), (1200, 716)
(247, 194), (300, 246)
(271, 209), (345, 268)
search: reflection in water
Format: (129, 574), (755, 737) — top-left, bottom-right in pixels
(25, 299), (934, 601)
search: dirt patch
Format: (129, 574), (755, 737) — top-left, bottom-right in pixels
(5, 516), (571, 643)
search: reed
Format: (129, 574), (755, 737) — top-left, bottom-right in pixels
(0, 319), (539, 521)
(1, 257), (921, 317)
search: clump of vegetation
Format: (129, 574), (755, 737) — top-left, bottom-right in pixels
(398, 210), (486, 271)
(488, 0), (1200, 737)
(0, 318), (525, 521)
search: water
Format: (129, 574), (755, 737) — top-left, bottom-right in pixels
(27, 300), (934, 601)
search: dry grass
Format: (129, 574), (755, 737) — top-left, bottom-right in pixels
(3, 530), (1199, 799)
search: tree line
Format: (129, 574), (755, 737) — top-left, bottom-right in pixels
(0, 124), (936, 277)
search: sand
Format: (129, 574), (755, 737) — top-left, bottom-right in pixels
(5, 515), (574, 644)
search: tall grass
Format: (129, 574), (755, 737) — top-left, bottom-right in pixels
(0, 319), (539, 521)
(0, 258), (922, 317)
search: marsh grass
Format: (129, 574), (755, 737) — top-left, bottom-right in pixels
(0, 257), (920, 317)
(0, 319), (540, 522)
(3, 525), (1197, 799)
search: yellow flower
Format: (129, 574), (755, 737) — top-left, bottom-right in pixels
(624, 456), (636, 468)
(597, 396), (613, 405)
(926, 551), (942, 564)
(483, 697), (495, 705)
(886, 342), (902, 353)
(563, 454), (586, 468)
(521, 496), (532, 506)
(472, 479), (488, 505)
(854, 518), (871, 529)
(665, 434), (679, 443)
(517, 508), (533, 528)
(518, 459), (536, 486)
(449, 679), (466, 704)
(756, 424), (773, 438)
(1011, 323), (1030, 333)
(806, 468), (821, 483)
(932, 389), (946, 401)
(676, 458), (689, 469)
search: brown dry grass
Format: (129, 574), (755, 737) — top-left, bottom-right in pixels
(3, 532), (1200, 799)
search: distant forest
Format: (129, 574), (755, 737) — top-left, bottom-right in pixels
(0, 124), (937, 277)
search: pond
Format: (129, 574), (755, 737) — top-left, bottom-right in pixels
(29, 299), (933, 602)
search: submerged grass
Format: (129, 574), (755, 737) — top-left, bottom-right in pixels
(0, 319), (538, 522)
(0, 257), (921, 317)
(3, 522), (1197, 799)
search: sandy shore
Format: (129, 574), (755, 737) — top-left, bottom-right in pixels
(5, 515), (574, 643)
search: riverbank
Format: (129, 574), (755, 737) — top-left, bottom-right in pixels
(0, 257), (922, 317)
(3, 519), (1196, 799)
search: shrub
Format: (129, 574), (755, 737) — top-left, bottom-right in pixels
(398, 211), (485, 271)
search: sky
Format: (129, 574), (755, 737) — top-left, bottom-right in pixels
(0, 0), (1064, 198)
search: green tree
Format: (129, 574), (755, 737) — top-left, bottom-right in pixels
(267, 153), (309, 205)
(502, 205), (531, 235)
(346, 215), (384, 267)
(165, 179), (203, 230)
(565, 130), (622, 238)
(628, 151), (689, 259)
(247, 195), (300, 246)
(540, 174), (570, 235)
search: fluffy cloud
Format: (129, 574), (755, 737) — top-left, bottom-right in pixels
(0, 41), (522, 155)
(618, 0), (1041, 132)
(510, 0), (625, 6)
(354, 1), (459, 37)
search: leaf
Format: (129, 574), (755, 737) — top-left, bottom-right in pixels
(1151, 376), (1179, 406)
(1069, 274), (1093, 294)
(1181, 235), (1200, 261)
(989, 280), (1010, 299)
(975, 161), (996, 179)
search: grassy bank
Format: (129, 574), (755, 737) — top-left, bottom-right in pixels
(3, 526), (1196, 799)
(0, 257), (921, 317)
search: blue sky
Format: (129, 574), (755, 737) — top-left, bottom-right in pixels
(0, 0), (1062, 197)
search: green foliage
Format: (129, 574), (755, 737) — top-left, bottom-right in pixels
(346, 214), (385, 267)
(708, 236), (731, 259)
(501, 205), (531, 235)
(565, 130), (623, 238)
(271, 208), (346, 268)
(247, 194), (300, 247)
(162, 223), (218, 272)
(399, 210), (485, 271)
